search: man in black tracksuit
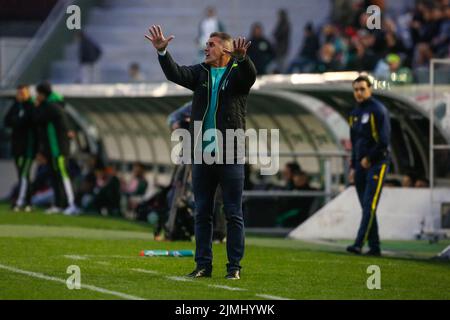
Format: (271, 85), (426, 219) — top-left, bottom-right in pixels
(146, 25), (256, 279)
(4, 85), (37, 211)
(347, 76), (391, 256)
(34, 82), (78, 215)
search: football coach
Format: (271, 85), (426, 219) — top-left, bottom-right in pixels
(145, 25), (256, 279)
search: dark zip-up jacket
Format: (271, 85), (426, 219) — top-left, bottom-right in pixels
(4, 97), (37, 157)
(349, 97), (391, 169)
(33, 93), (71, 157)
(158, 51), (257, 161)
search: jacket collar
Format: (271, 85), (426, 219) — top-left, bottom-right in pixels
(358, 97), (373, 108)
(201, 58), (236, 72)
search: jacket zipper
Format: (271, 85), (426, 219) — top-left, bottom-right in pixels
(212, 64), (235, 160)
(194, 64), (210, 154)
(195, 61), (235, 161)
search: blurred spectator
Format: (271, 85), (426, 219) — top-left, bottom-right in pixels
(122, 162), (148, 212)
(128, 62), (146, 82)
(276, 171), (317, 227)
(292, 171), (314, 191)
(282, 161), (301, 190)
(75, 31), (102, 83)
(330, 0), (360, 27)
(82, 165), (121, 216)
(413, 42), (434, 80)
(431, 5), (450, 57)
(346, 30), (379, 71)
(247, 22), (275, 75)
(374, 53), (413, 84)
(122, 162), (148, 196)
(272, 9), (291, 73)
(288, 22), (320, 73)
(75, 155), (98, 210)
(196, 7), (225, 62)
(307, 0), (450, 83)
(167, 101), (192, 130)
(415, 177), (430, 188)
(402, 171), (417, 187)
(315, 43), (341, 72)
(382, 18), (407, 56)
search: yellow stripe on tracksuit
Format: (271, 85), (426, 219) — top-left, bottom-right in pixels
(370, 113), (379, 142)
(363, 163), (387, 244)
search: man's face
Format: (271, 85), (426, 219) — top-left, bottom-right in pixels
(253, 26), (262, 38)
(282, 166), (293, 181)
(402, 175), (413, 187)
(16, 87), (29, 102)
(388, 60), (400, 72)
(353, 81), (372, 103)
(206, 8), (215, 18)
(204, 37), (226, 65)
(35, 93), (46, 106)
(293, 174), (307, 187)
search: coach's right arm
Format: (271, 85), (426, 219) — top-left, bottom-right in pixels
(157, 51), (200, 91)
(145, 25), (200, 91)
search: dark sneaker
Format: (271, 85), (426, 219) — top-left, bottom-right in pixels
(365, 249), (381, 257)
(186, 268), (212, 278)
(225, 270), (240, 280)
(346, 245), (362, 255)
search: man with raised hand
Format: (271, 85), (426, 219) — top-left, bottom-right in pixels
(145, 25), (256, 280)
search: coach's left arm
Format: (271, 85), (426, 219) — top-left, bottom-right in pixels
(224, 37), (257, 93)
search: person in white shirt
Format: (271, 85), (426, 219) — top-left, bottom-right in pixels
(196, 7), (226, 62)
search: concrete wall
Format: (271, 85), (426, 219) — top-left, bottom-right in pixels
(289, 187), (450, 240)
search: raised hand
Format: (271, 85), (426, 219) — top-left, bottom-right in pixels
(145, 25), (174, 51)
(223, 37), (251, 60)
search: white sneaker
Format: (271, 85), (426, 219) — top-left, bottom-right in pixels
(63, 205), (80, 216)
(45, 206), (62, 214)
(24, 205), (32, 212)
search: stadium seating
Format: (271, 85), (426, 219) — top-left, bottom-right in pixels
(50, 0), (331, 83)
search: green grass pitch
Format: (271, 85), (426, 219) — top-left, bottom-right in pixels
(0, 203), (449, 300)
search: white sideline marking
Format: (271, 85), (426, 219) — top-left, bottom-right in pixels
(129, 267), (293, 299)
(130, 268), (159, 274)
(256, 294), (291, 300)
(95, 261), (111, 266)
(0, 263), (145, 300)
(208, 284), (247, 291)
(165, 276), (193, 282)
(63, 255), (88, 260)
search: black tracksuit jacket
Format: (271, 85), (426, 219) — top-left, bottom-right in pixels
(158, 51), (257, 161)
(33, 94), (71, 158)
(349, 97), (391, 169)
(4, 98), (37, 158)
